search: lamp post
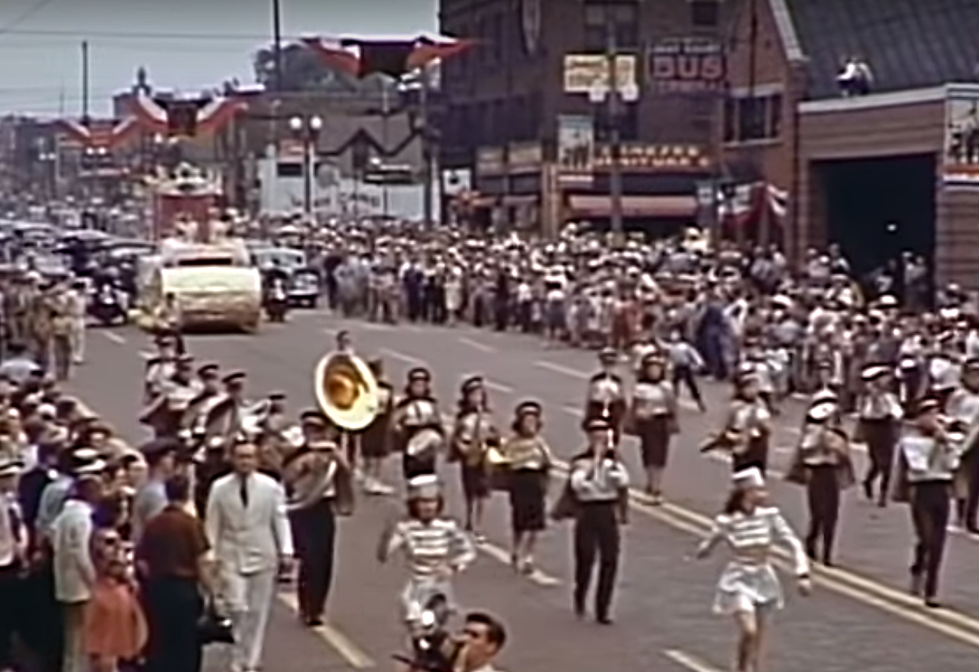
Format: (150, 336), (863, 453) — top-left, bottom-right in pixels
(288, 114), (323, 216)
(588, 13), (638, 242)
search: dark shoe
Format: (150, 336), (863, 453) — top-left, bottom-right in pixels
(862, 480), (873, 500)
(925, 598), (942, 609)
(303, 614), (324, 627)
(573, 595), (585, 618)
(596, 615), (613, 625)
(822, 556), (834, 567)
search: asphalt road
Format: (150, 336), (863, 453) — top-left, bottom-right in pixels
(68, 314), (979, 672)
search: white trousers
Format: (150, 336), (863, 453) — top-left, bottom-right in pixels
(223, 569), (276, 671)
(70, 319), (86, 363)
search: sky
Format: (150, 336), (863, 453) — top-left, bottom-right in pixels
(0, 0), (438, 117)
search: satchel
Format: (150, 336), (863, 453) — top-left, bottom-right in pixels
(197, 599), (234, 645)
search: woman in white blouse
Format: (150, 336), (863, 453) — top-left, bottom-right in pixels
(694, 467), (811, 672)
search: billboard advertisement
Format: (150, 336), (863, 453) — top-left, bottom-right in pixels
(648, 37), (725, 94)
(563, 54), (637, 94)
(556, 115), (594, 186)
(944, 86), (979, 184)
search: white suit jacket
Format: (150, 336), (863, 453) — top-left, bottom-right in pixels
(205, 471), (294, 576)
(52, 499), (96, 604)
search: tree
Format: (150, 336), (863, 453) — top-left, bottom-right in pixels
(253, 42), (362, 93)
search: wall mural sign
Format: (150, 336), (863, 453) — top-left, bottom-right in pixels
(648, 37), (725, 94)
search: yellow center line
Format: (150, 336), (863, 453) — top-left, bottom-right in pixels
(550, 460), (979, 646)
(277, 592), (376, 668)
(663, 649), (725, 672)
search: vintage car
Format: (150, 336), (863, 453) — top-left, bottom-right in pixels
(252, 246), (320, 308)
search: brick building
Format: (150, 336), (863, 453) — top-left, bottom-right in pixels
(722, 0), (979, 286)
(438, 0), (729, 233)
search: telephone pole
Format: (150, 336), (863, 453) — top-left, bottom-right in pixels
(271, 0), (284, 91)
(606, 12), (624, 239)
(81, 40), (90, 124)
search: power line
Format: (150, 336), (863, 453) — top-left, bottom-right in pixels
(0, 0), (59, 37)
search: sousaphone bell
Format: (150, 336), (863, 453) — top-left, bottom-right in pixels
(315, 352), (381, 431)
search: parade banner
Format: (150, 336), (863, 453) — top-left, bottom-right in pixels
(556, 115), (595, 186)
(944, 86), (979, 184)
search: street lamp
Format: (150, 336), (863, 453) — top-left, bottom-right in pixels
(289, 115), (323, 216)
(588, 14), (639, 242)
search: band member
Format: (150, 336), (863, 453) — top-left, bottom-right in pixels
(694, 467), (811, 672)
(501, 401), (552, 575)
(705, 371), (771, 475)
(391, 368), (444, 481)
(945, 358), (979, 532)
(628, 350), (678, 502)
(376, 474), (475, 630)
(202, 371), (250, 451)
(857, 365), (903, 507)
(785, 401), (854, 565)
(138, 354), (198, 440)
(256, 392), (291, 479)
(360, 358), (394, 496)
(184, 363), (222, 437)
(143, 335), (180, 402)
(450, 376), (500, 542)
(282, 413), (353, 626)
(583, 348), (626, 442)
(565, 416), (629, 624)
(898, 397), (963, 607)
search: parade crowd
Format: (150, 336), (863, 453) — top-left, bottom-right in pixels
(0, 223), (975, 672)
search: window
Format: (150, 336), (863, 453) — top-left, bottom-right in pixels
(276, 162), (303, 178)
(583, 2), (639, 50)
(690, 0), (720, 28)
(726, 92), (784, 143)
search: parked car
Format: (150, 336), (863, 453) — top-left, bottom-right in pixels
(288, 268), (321, 308)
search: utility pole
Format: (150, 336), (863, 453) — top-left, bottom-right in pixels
(81, 40), (90, 124)
(271, 0), (284, 92)
(421, 65), (434, 228)
(743, 0), (759, 249)
(606, 12), (624, 240)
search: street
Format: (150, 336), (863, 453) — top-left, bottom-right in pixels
(69, 313), (979, 672)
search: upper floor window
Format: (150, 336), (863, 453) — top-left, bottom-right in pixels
(690, 0), (720, 28)
(725, 92), (783, 143)
(583, 2), (639, 51)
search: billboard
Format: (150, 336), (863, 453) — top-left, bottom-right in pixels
(557, 115), (594, 186)
(563, 54), (637, 94)
(648, 37), (725, 94)
(944, 86), (979, 184)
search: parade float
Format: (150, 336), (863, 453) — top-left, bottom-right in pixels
(136, 164), (262, 332)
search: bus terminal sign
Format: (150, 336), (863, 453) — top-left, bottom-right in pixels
(648, 37), (725, 94)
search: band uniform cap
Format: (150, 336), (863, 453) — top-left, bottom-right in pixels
(640, 350), (665, 366)
(964, 358), (979, 373)
(515, 400), (543, 417)
(0, 458), (23, 478)
(222, 370), (247, 385)
(861, 365), (890, 382)
(899, 357), (918, 370)
(407, 474), (441, 499)
(300, 409), (328, 426)
(912, 397), (942, 418)
(811, 388), (838, 404)
(461, 375), (484, 394)
(807, 401), (837, 423)
(74, 458), (107, 475)
(598, 347), (618, 362)
(37, 403), (57, 417)
(732, 467), (766, 491)
(268, 391), (287, 402)
(197, 363), (220, 377)
(408, 367), (431, 382)
(878, 295), (898, 307)
(176, 353), (195, 364)
(583, 415), (612, 432)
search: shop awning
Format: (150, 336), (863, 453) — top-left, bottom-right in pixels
(568, 195), (698, 218)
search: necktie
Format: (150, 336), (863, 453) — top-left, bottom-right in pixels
(239, 476), (249, 508)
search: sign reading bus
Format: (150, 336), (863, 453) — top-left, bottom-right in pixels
(648, 38), (725, 94)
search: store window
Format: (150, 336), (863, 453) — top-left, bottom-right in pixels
(690, 0), (720, 28)
(583, 1), (639, 50)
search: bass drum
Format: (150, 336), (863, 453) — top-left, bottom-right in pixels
(405, 427), (445, 458)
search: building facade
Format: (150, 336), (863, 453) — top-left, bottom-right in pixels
(721, 0), (979, 286)
(439, 0), (729, 233)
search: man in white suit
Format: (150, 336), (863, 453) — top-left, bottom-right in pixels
(206, 439), (293, 672)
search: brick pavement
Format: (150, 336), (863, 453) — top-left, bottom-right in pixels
(67, 318), (979, 672)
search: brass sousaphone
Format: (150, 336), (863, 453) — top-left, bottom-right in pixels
(315, 352), (381, 431)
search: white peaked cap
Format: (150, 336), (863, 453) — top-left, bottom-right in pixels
(732, 467), (766, 491)
(407, 474), (441, 499)
(808, 401), (837, 423)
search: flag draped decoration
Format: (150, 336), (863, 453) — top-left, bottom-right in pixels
(57, 117), (139, 149)
(129, 93), (246, 136)
(301, 35), (474, 78)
